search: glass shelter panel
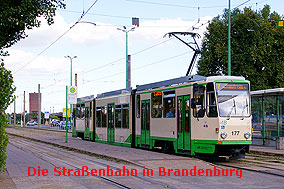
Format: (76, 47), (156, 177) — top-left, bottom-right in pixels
(251, 97), (263, 141)
(280, 95), (284, 137)
(264, 96), (277, 143)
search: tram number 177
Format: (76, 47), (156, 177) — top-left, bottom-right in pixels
(232, 131), (240, 135)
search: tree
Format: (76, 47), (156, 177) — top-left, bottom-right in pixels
(197, 5), (284, 91)
(0, 0), (65, 172)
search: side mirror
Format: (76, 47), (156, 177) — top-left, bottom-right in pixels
(191, 98), (196, 109)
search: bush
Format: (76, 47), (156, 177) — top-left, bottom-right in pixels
(0, 62), (15, 172)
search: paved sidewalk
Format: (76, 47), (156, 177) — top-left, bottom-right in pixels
(250, 145), (284, 156)
(0, 170), (17, 189)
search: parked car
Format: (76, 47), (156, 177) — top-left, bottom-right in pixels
(27, 121), (35, 126)
(51, 120), (60, 127)
(60, 121), (71, 130)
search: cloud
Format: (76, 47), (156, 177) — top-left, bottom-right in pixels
(4, 49), (83, 78)
(10, 12), (212, 49)
(131, 16), (212, 41)
(66, 22), (117, 44)
(11, 13), (68, 49)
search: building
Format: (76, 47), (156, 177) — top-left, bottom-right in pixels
(251, 88), (284, 146)
(29, 92), (41, 113)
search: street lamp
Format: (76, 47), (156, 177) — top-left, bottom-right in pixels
(228, 0), (231, 76)
(64, 55), (77, 86)
(64, 55), (77, 133)
(117, 26), (135, 88)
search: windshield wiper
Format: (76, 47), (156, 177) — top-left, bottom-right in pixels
(227, 99), (236, 120)
(241, 99), (249, 120)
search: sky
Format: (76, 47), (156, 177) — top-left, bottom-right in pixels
(4, 0), (283, 114)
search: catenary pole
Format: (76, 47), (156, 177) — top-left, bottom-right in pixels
(228, 0), (231, 76)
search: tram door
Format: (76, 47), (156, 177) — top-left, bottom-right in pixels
(141, 100), (150, 147)
(107, 103), (115, 143)
(85, 107), (90, 130)
(177, 96), (191, 152)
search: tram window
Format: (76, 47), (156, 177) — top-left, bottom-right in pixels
(206, 83), (218, 117)
(115, 105), (122, 128)
(122, 104), (129, 128)
(76, 105), (80, 119)
(136, 95), (140, 118)
(163, 91), (176, 118)
(96, 107), (102, 127)
(102, 106), (107, 128)
(89, 103), (92, 118)
(81, 105), (85, 119)
(151, 91), (162, 118)
(193, 85), (205, 118)
(85, 108), (89, 119)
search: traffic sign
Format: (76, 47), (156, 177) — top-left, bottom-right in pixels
(68, 86), (77, 104)
(278, 20), (283, 27)
(63, 108), (71, 117)
(44, 112), (49, 119)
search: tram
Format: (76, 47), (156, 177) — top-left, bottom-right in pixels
(72, 75), (252, 158)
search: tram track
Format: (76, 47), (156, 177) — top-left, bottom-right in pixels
(9, 136), (175, 189)
(213, 155), (284, 178)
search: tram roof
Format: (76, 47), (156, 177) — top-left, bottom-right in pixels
(136, 75), (206, 91)
(206, 76), (246, 82)
(251, 88), (284, 97)
(77, 95), (95, 103)
(97, 88), (132, 98)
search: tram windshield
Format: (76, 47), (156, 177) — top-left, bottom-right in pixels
(215, 83), (250, 118)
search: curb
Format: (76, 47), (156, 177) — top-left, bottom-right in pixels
(7, 132), (144, 168)
(7, 125), (72, 133)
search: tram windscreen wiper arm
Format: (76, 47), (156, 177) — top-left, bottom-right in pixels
(240, 99), (248, 120)
(227, 99), (236, 120)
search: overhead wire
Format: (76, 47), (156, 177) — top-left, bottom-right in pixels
(28, 0), (255, 91)
(80, 51), (191, 85)
(125, 0), (266, 9)
(45, 18), (210, 89)
(12, 0), (99, 75)
(58, 9), (207, 22)
(125, 0), (227, 9)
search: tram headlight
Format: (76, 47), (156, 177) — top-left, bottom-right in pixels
(220, 132), (227, 139)
(244, 132), (251, 139)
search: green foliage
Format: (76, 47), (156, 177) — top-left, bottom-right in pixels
(0, 0), (65, 57)
(50, 115), (59, 120)
(197, 5), (284, 91)
(0, 63), (15, 172)
(0, 0), (65, 172)
(0, 112), (9, 172)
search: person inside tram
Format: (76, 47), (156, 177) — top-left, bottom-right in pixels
(166, 106), (175, 118)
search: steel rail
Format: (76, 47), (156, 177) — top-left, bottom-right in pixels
(10, 137), (175, 189)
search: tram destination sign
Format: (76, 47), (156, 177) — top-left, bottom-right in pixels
(216, 83), (248, 91)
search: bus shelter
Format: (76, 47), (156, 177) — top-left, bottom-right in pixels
(251, 88), (284, 146)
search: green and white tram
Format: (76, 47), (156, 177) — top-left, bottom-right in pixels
(135, 75), (251, 157)
(94, 88), (134, 147)
(72, 75), (251, 158)
(72, 95), (95, 140)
